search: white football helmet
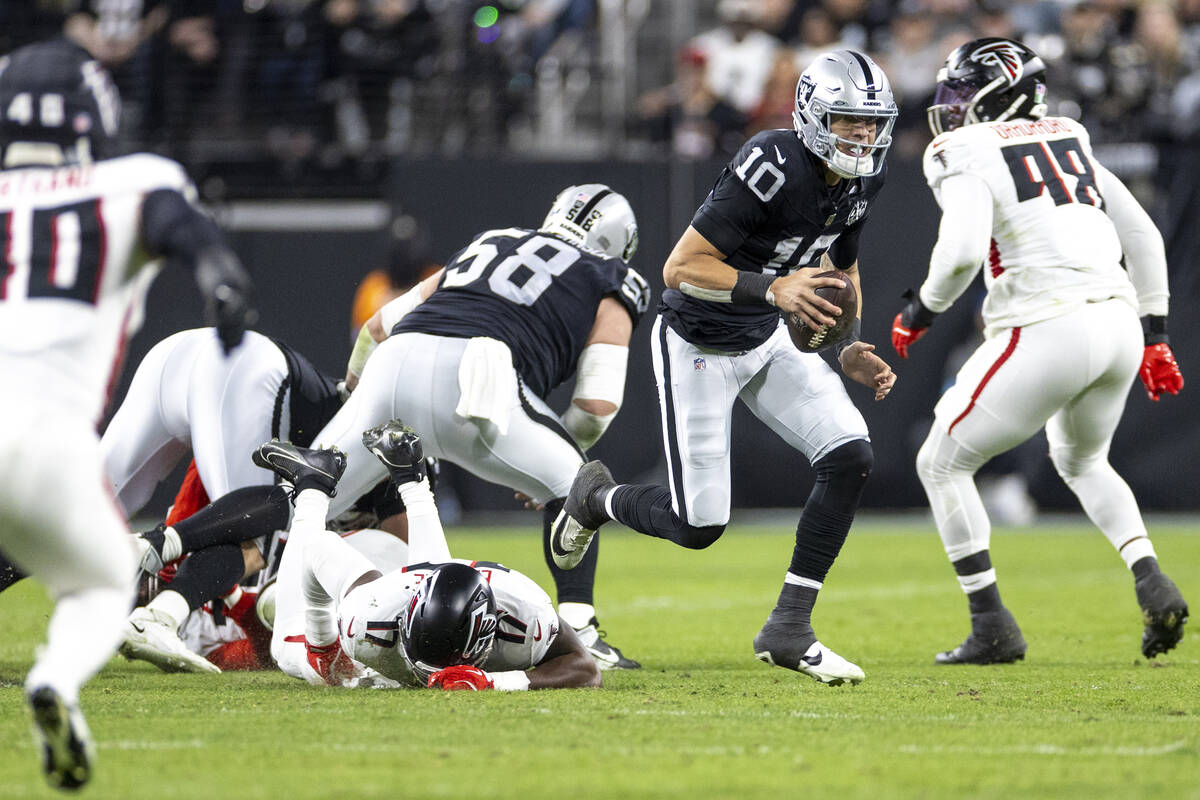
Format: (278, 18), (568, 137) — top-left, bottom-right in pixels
(793, 50), (897, 179)
(540, 184), (639, 263)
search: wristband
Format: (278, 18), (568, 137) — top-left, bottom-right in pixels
(1141, 315), (1169, 346)
(731, 271), (777, 306)
(834, 317), (862, 359)
(490, 670), (531, 691)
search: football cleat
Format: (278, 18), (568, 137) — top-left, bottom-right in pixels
(935, 607), (1027, 665)
(362, 420), (427, 485)
(1136, 571), (1188, 658)
(119, 607), (221, 674)
(27, 686), (93, 791)
(252, 440), (347, 497)
(550, 460), (615, 570)
(753, 618), (864, 686)
(573, 618), (642, 670)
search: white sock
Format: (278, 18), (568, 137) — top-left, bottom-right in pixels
(292, 489), (330, 539)
(161, 527), (183, 562)
(399, 480), (451, 564)
(558, 602), (595, 629)
(146, 590), (189, 631)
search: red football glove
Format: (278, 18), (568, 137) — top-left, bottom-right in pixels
(1139, 343), (1184, 402)
(891, 313), (929, 360)
(891, 288), (938, 359)
(305, 638), (356, 686)
(427, 665), (494, 691)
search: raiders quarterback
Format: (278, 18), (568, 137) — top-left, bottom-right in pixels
(552, 51), (897, 686)
(891, 38), (1187, 664)
(311, 184), (650, 670)
(0, 38), (252, 789)
(258, 421), (600, 691)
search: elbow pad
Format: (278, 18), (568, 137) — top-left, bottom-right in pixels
(564, 343), (628, 450)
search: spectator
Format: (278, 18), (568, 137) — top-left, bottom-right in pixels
(690, 0), (781, 117)
(636, 45), (749, 158)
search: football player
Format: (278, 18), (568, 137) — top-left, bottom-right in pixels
(311, 184), (650, 670)
(101, 327), (406, 674)
(257, 422), (601, 691)
(551, 51), (898, 686)
(0, 38), (253, 789)
(891, 38), (1188, 663)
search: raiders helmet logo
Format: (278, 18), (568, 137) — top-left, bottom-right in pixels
(969, 41), (1024, 86)
(796, 76), (817, 106)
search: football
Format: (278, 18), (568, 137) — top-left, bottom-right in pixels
(784, 269), (858, 353)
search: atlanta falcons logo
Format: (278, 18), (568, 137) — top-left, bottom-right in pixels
(970, 42), (1024, 86)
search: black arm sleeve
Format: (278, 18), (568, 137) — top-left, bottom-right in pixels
(140, 188), (226, 263)
(828, 220), (863, 269)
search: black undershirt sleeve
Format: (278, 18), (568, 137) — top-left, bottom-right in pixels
(139, 188), (226, 263)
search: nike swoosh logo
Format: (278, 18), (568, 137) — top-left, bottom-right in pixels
(800, 650), (823, 666)
(131, 623), (145, 634)
(549, 519), (573, 557)
(534, 621), (543, 641)
(773, 145), (787, 164)
(344, 617), (356, 638)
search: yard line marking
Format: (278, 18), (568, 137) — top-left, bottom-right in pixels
(898, 741), (1188, 757)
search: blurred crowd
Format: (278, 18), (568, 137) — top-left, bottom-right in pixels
(639, 0), (1200, 160)
(3, 0), (1200, 167)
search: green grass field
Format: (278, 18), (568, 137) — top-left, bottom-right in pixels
(2, 517), (1197, 799)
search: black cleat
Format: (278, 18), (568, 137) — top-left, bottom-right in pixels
(1136, 571), (1188, 658)
(253, 440), (346, 496)
(549, 461), (615, 569)
(573, 618), (642, 670)
(361, 420), (427, 485)
(935, 607), (1027, 664)
(28, 686), (93, 791)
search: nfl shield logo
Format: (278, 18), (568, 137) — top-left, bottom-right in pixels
(694, 358), (706, 371)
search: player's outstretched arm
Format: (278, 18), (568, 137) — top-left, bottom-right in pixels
(346, 268), (444, 390)
(524, 619), (602, 689)
(139, 189), (255, 354)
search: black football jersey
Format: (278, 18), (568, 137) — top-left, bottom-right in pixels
(394, 228), (650, 398)
(662, 128), (886, 351)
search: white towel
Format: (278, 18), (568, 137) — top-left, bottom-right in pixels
(454, 337), (517, 435)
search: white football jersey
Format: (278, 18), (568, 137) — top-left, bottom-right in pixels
(922, 117), (1137, 336)
(336, 558), (559, 687)
(0, 154), (193, 421)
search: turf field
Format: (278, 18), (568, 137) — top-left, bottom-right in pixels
(1, 517), (1197, 799)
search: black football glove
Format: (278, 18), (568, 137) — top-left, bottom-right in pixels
(195, 245), (256, 355)
(891, 288), (938, 359)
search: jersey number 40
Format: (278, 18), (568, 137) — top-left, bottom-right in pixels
(0, 199), (106, 304)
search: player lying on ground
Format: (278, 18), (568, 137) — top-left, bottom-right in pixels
(258, 420), (601, 690)
(892, 37), (1188, 663)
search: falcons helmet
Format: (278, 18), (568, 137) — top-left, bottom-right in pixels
(793, 49), (897, 179)
(927, 37), (1048, 136)
(540, 184), (639, 263)
(400, 563), (497, 681)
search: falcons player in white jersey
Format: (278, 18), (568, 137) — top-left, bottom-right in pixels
(891, 38), (1187, 665)
(0, 38), (253, 789)
(256, 420), (600, 691)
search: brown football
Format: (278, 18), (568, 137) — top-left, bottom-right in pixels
(784, 269), (858, 353)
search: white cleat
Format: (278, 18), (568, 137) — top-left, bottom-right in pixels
(119, 607), (221, 674)
(756, 640), (865, 686)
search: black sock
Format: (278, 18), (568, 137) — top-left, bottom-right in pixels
(165, 545), (245, 611)
(0, 548), (27, 592)
(951, 551), (1004, 614)
(543, 499), (597, 605)
(967, 583), (1004, 615)
(173, 485), (290, 552)
(139, 523), (167, 559)
(789, 503), (855, 580)
(767, 582), (818, 631)
(1131, 556), (1161, 582)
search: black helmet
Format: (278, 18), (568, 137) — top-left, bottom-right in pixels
(927, 37), (1047, 136)
(0, 38), (121, 166)
(401, 563), (497, 679)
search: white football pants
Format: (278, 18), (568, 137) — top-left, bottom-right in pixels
(652, 317), (869, 528)
(100, 328), (290, 515)
(313, 332), (584, 517)
(917, 299), (1155, 570)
